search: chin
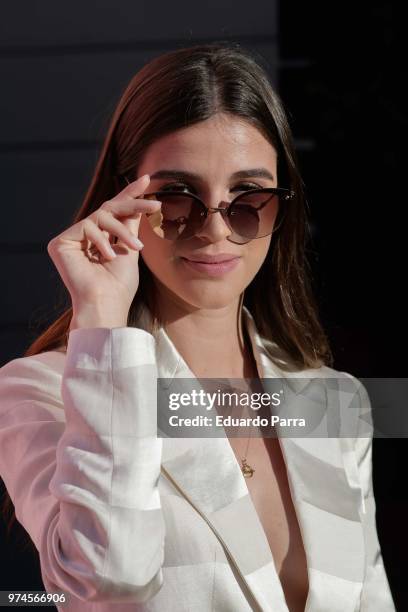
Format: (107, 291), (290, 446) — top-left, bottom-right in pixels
(148, 268), (246, 311)
(176, 285), (241, 311)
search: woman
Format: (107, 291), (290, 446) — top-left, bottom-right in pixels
(0, 43), (394, 611)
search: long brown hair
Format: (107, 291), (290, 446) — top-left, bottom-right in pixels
(2, 41), (332, 551)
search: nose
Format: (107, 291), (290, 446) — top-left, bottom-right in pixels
(194, 202), (233, 243)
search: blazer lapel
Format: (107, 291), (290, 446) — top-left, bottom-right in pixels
(244, 308), (366, 611)
(136, 305), (366, 612)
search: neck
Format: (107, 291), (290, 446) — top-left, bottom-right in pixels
(153, 286), (258, 379)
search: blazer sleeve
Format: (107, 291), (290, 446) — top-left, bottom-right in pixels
(0, 327), (165, 604)
(350, 377), (396, 611)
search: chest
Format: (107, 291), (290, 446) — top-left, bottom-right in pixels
(229, 435), (310, 612)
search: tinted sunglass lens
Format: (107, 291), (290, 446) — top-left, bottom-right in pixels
(228, 191), (279, 239)
(229, 205), (259, 239)
(146, 193), (205, 240)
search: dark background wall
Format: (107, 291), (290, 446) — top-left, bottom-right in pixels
(278, 3), (406, 609)
(0, 0), (405, 609)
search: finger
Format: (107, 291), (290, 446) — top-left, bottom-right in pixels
(99, 197), (161, 243)
(123, 173), (150, 198)
(113, 173), (150, 200)
(49, 194), (160, 249)
(94, 210), (144, 250)
(82, 220), (117, 260)
(101, 196), (161, 217)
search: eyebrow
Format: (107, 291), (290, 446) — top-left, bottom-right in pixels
(149, 168), (275, 181)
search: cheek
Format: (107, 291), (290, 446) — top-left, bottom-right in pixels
(138, 214), (156, 246)
(138, 215), (174, 259)
(138, 217), (175, 273)
(246, 236), (271, 275)
(138, 215), (272, 308)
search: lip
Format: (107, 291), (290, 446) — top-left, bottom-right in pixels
(183, 253), (241, 263)
(181, 254), (241, 276)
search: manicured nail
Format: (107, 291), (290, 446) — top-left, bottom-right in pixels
(131, 236), (144, 249)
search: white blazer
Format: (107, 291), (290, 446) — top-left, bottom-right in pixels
(0, 305), (395, 611)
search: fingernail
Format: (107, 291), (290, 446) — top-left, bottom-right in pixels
(131, 237), (144, 249)
(108, 246), (117, 257)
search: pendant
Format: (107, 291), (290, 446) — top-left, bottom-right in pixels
(241, 458), (255, 478)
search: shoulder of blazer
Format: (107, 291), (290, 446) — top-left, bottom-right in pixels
(0, 351), (67, 429)
(0, 350), (66, 382)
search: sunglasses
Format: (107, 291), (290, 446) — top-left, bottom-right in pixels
(123, 177), (295, 244)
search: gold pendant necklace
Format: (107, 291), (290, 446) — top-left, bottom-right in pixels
(241, 427), (255, 478)
(241, 457), (255, 478)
